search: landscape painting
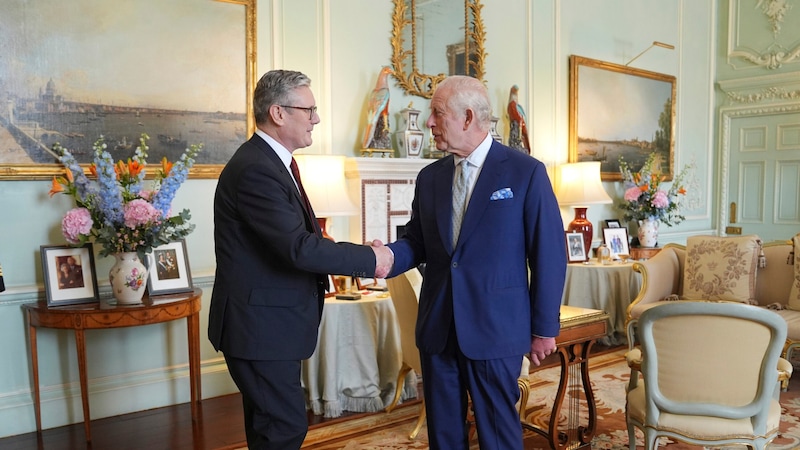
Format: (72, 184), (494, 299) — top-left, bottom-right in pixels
(568, 55), (676, 181)
(0, 0), (255, 180)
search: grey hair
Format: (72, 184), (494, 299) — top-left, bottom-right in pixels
(438, 76), (492, 131)
(253, 70), (312, 125)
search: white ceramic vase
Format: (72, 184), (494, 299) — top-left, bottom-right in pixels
(395, 107), (425, 158)
(637, 218), (659, 248)
(109, 252), (148, 304)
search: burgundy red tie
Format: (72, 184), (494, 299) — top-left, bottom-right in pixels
(290, 157), (314, 218)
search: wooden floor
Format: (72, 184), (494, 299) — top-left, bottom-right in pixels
(0, 343), (620, 450)
(0, 392), (420, 450)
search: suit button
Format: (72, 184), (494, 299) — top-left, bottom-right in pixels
(452, 262), (458, 268)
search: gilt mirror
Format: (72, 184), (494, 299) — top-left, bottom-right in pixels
(390, 0), (487, 99)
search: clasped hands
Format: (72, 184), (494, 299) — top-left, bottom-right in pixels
(369, 239), (393, 279)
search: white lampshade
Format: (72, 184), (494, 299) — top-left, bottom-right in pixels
(555, 161), (612, 206)
(293, 154), (359, 217)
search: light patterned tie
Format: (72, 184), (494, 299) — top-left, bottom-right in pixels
(452, 160), (471, 247)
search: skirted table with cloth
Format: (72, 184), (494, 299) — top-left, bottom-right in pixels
(302, 293), (417, 418)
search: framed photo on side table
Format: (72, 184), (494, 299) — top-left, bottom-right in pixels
(565, 231), (587, 263)
(145, 240), (193, 295)
(603, 227), (631, 260)
(41, 243), (99, 306)
(605, 219), (621, 228)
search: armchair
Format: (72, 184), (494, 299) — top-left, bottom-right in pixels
(625, 301), (787, 449)
(385, 268), (425, 439)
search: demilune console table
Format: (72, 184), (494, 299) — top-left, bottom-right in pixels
(23, 288), (202, 442)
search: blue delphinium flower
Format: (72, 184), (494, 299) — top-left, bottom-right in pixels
(93, 143), (125, 227)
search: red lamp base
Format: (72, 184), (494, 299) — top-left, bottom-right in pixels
(317, 217), (334, 241)
(317, 217), (336, 297)
(566, 207), (592, 261)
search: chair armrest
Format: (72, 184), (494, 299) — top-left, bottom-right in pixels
(625, 246), (683, 325)
(625, 348), (642, 372)
(778, 357), (793, 391)
(625, 347), (642, 392)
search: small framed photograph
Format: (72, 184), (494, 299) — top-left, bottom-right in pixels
(605, 219), (621, 228)
(565, 232), (587, 263)
(145, 240), (193, 295)
(41, 244), (99, 306)
(603, 227), (631, 260)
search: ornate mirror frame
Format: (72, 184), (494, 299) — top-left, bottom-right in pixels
(390, 0), (487, 99)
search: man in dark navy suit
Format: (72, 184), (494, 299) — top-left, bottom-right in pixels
(384, 76), (567, 449)
(209, 70), (393, 450)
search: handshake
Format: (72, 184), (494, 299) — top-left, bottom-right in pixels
(369, 239), (394, 279)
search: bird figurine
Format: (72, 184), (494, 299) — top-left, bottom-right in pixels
(507, 84), (530, 154)
(362, 66), (393, 151)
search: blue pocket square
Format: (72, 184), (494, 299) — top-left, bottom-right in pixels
(490, 188), (513, 200)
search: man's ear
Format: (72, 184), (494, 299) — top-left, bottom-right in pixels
(269, 104), (284, 125)
(463, 109), (474, 130)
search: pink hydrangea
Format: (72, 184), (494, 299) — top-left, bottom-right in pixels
(623, 187), (642, 202)
(651, 190), (669, 209)
(62, 208), (93, 244)
(123, 199), (161, 228)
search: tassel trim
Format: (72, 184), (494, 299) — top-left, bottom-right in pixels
(757, 238), (766, 268)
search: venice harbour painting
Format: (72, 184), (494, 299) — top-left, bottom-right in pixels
(568, 55), (676, 181)
(0, 0), (255, 179)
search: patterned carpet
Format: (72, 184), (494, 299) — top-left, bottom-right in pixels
(231, 348), (800, 449)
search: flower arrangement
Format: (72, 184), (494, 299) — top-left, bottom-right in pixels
(49, 134), (201, 260)
(618, 152), (692, 227)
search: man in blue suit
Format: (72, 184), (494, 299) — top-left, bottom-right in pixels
(209, 70), (393, 450)
(384, 76), (567, 449)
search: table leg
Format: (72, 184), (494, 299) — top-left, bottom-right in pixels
(28, 320), (41, 433)
(74, 329), (91, 442)
(521, 339), (596, 450)
(578, 340), (598, 444)
(187, 312), (201, 420)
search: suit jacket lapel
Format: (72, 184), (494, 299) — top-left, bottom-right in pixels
(457, 144), (507, 247)
(434, 156), (456, 252)
(251, 135), (321, 237)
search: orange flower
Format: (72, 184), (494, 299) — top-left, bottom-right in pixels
(160, 157), (174, 177)
(89, 164), (98, 178)
(128, 160), (144, 177)
(65, 168), (74, 183)
(115, 160), (127, 177)
(48, 176), (64, 197)
(678, 187), (686, 195)
(639, 184), (649, 192)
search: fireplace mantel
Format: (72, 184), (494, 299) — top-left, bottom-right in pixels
(345, 157), (436, 244)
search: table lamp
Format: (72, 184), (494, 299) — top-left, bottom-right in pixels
(556, 161), (612, 259)
(293, 154), (359, 241)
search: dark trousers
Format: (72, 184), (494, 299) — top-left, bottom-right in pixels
(421, 327), (524, 450)
(224, 355), (307, 450)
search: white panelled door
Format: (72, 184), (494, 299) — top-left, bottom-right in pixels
(727, 111), (800, 242)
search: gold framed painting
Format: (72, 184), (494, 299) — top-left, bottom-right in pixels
(568, 55), (676, 181)
(0, 0), (256, 180)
